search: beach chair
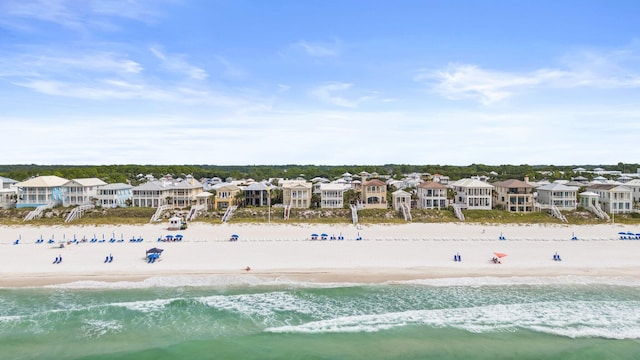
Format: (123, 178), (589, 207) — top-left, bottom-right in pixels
(104, 256), (110, 263)
(109, 255), (113, 263)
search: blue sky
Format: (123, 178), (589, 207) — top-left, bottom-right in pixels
(1, 0), (639, 166)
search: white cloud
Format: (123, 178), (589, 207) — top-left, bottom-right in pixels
(0, 0), (165, 32)
(214, 55), (246, 79)
(150, 46), (208, 80)
(417, 64), (566, 104)
(419, 47), (640, 104)
(295, 40), (340, 57)
(309, 82), (378, 108)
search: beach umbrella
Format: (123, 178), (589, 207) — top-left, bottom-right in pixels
(493, 252), (508, 258)
(146, 247), (164, 254)
(311, 233), (318, 237)
(618, 231), (627, 235)
(231, 234), (239, 238)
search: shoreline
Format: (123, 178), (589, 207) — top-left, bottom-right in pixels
(1, 222), (639, 288)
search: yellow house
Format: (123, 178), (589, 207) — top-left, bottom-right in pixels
(282, 180), (312, 208)
(213, 184), (241, 210)
(360, 178), (388, 209)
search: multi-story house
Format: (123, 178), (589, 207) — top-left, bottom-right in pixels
(416, 181), (448, 209)
(624, 179), (640, 208)
(451, 178), (493, 210)
(243, 182), (270, 207)
(131, 175), (203, 208)
(95, 183), (133, 208)
(211, 183), (241, 210)
(0, 176), (18, 209)
(360, 175), (388, 209)
(15, 175), (68, 208)
(535, 183), (577, 210)
(282, 180), (312, 208)
(62, 178), (107, 206)
(586, 184), (633, 214)
(492, 179), (534, 213)
(320, 183), (346, 209)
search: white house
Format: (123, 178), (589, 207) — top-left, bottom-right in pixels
(95, 183), (133, 208)
(416, 181), (448, 209)
(535, 183), (577, 210)
(586, 184), (633, 214)
(0, 176), (18, 209)
(451, 178), (493, 210)
(320, 183), (346, 209)
(624, 179), (640, 207)
(62, 178), (108, 206)
(391, 189), (412, 211)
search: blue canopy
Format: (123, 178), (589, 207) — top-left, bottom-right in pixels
(321, 233), (328, 236)
(311, 233), (318, 237)
(231, 234), (239, 238)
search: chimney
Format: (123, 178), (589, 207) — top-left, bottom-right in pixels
(524, 176), (529, 183)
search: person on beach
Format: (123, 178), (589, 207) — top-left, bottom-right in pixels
(245, 266), (251, 272)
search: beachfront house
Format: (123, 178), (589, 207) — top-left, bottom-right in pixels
(15, 175), (68, 208)
(451, 178), (493, 210)
(212, 183), (241, 209)
(416, 181), (448, 210)
(579, 191), (600, 209)
(243, 182), (270, 207)
(535, 183), (577, 210)
(492, 179), (534, 213)
(359, 174), (388, 209)
(624, 179), (640, 208)
(391, 189), (412, 211)
(62, 178), (108, 207)
(131, 175), (204, 208)
(320, 183), (346, 209)
(282, 180), (312, 208)
(131, 181), (172, 208)
(586, 184), (633, 214)
(95, 183), (133, 208)
(0, 176), (18, 209)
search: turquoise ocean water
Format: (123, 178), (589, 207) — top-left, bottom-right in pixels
(1, 275), (639, 359)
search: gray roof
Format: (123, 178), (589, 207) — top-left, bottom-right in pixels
(0, 176), (18, 184)
(99, 183), (133, 190)
(536, 183), (578, 191)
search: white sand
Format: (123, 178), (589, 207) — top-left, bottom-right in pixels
(1, 222), (639, 287)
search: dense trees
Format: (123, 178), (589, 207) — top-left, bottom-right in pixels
(1, 163), (637, 184)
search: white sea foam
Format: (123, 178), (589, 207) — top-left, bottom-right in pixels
(197, 292), (321, 318)
(44, 275), (364, 290)
(265, 300), (640, 339)
(391, 275), (640, 288)
(81, 319), (123, 338)
(110, 298), (176, 313)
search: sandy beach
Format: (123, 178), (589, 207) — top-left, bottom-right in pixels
(1, 221), (639, 287)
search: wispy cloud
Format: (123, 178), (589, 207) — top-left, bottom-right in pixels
(416, 64), (566, 104)
(295, 40), (340, 57)
(418, 47), (640, 105)
(309, 82), (377, 108)
(0, 0), (166, 33)
(150, 46), (208, 80)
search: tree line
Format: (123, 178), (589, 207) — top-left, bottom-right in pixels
(0, 163), (637, 184)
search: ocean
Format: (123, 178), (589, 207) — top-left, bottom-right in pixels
(1, 275), (639, 359)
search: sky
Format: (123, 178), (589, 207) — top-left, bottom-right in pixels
(1, 0), (640, 166)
